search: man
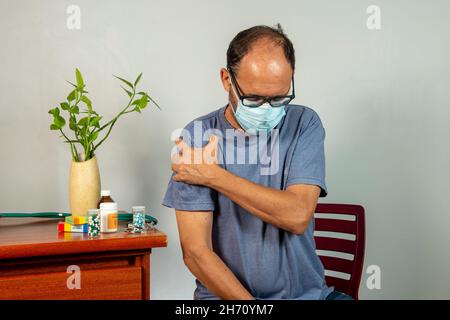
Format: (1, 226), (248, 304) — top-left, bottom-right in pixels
(163, 24), (352, 300)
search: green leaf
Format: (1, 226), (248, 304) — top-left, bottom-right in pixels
(148, 95), (161, 110)
(90, 116), (102, 128)
(60, 102), (70, 110)
(134, 106), (142, 113)
(69, 117), (77, 131)
(138, 95), (148, 109)
(80, 110), (99, 116)
(70, 105), (79, 114)
(66, 80), (77, 88)
(75, 68), (84, 88)
(48, 107), (60, 116)
(134, 73), (142, 87)
(67, 89), (77, 102)
(50, 124), (59, 130)
(81, 95), (91, 107)
(121, 86), (133, 97)
(54, 115), (66, 128)
(89, 131), (99, 144)
(81, 95), (93, 113)
(78, 117), (89, 127)
(113, 75), (133, 89)
(138, 92), (161, 110)
(131, 99), (140, 106)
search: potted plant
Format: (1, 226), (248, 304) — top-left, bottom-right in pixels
(49, 69), (159, 216)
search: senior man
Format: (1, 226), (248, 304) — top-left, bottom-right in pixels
(163, 24), (352, 300)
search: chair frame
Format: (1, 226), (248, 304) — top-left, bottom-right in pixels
(314, 203), (366, 300)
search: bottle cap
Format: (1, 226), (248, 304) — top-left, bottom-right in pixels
(101, 190), (111, 196)
(132, 206), (146, 212)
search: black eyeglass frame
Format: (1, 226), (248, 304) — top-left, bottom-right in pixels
(228, 69), (295, 108)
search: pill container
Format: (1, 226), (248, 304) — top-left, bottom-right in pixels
(132, 206), (146, 230)
(87, 208), (100, 237)
(100, 202), (118, 233)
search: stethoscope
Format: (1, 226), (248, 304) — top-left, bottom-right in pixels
(0, 211), (158, 224)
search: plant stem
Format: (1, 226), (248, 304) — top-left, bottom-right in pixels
(91, 118), (117, 154)
(69, 143), (75, 160)
(63, 139), (82, 143)
(95, 90), (136, 133)
(72, 92), (86, 160)
(73, 144), (80, 162)
(59, 129), (76, 160)
(71, 113), (82, 143)
(91, 90), (136, 153)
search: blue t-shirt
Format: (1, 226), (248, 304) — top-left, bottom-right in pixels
(162, 104), (333, 300)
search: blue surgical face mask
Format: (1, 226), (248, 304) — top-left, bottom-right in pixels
(230, 84), (286, 134)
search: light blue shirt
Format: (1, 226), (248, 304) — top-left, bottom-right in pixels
(162, 104), (333, 300)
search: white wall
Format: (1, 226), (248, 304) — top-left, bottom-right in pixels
(0, 0), (449, 299)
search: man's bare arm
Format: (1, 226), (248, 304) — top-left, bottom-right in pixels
(206, 169), (321, 235)
(175, 210), (254, 300)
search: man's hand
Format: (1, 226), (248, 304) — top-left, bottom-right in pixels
(171, 134), (222, 186)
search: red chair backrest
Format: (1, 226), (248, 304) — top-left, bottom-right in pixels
(314, 203), (365, 300)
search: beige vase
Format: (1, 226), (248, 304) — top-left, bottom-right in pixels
(69, 155), (101, 216)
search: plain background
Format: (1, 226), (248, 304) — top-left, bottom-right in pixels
(1, 0), (449, 299)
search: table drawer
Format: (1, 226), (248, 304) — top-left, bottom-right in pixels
(0, 266), (142, 300)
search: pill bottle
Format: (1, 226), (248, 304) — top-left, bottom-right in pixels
(87, 209), (100, 237)
(97, 190), (114, 209)
(100, 202), (118, 233)
(132, 206), (146, 230)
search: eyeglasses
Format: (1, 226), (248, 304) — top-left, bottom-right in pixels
(228, 69), (295, 108)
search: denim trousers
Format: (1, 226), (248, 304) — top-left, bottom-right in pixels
(325, 290), (354, 300)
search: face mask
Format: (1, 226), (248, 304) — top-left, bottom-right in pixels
(230, 84), (286, 134)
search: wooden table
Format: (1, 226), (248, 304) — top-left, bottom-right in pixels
(0, 217), (167, 300)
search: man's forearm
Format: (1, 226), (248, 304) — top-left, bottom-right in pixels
(206, 166), (308, 234)
(184, 247), (254, 300)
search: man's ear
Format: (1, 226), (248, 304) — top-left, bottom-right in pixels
(220, 68), (231, 92)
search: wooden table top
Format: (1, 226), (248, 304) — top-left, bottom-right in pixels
(0, 216), (168, 260)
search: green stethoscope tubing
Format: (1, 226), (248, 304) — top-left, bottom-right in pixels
(0, 212), (158, 225)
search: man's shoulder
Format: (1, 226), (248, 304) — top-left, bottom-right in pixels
(283, 104), (323, 133)
(183, 106), (225, 131)
(285, 104), (320, 122)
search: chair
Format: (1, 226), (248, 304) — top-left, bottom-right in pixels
(314, 203), (366, 300)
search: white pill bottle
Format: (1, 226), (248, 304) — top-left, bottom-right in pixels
(100, 202), (118, 233)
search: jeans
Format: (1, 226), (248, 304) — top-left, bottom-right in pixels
(325, 290), (354, 300)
